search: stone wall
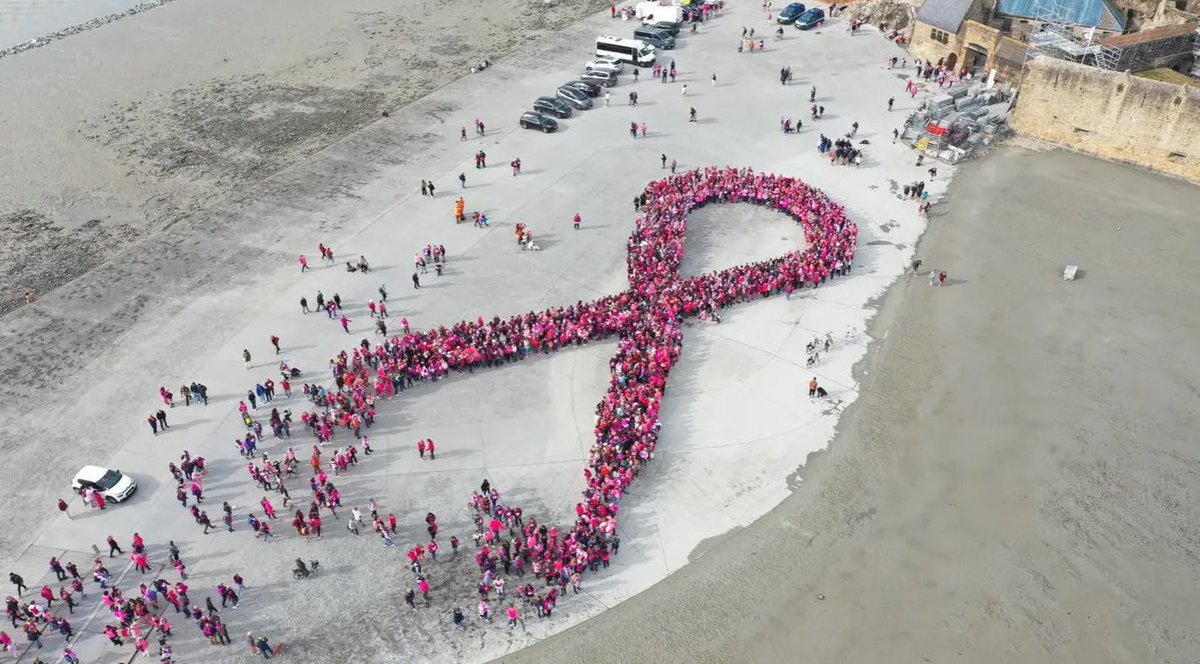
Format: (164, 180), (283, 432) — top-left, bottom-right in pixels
(1012, 57), (1200, 182)
(909, 20), (955, 62)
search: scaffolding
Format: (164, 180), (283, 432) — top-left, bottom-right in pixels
(1028, 28), (1102, 60)
(1094, 22), (1199, 72)
(1023, 0), (1105, 64)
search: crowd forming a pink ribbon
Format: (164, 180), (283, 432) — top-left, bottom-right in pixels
(284, 167), (858, 615)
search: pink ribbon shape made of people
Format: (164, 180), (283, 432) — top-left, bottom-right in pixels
(329, 167), (858, 581)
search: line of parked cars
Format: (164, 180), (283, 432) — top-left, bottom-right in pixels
(519, 56), (626, 133)
(517, 6), (704, 133)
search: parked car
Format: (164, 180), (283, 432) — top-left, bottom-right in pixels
(73, 465), (137, 503)
(793, 7), (825, 28)
(585, 61), (622, 76)
(586, 56), (625, 73)
(557, 85), (594, 109)
(564, 79), (602, 97)
(633, 26), (675, 49)
(533, 96), (573, 118)
(580, 69), (617, 87)
(777, 2), (806, 23)
(519, 111), (559, 133)
(649, 20), (681, 35)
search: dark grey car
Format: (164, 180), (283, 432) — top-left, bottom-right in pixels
(564, 79), (602, 97)
(649, 21), (680, 35)
(557, 86), (594, 110)
(580, 70), (617, 87)
(533, 96), (573, 118)
(633, 26), (675, 49)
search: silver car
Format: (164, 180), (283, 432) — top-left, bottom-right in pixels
(585, 62), (622, 77)
(586, 57), (625, 74)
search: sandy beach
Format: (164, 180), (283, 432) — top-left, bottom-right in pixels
(0, 0), (939, 660)
(509, 146), (1200, 663)
(2, 0), (1199, 659)
(0, 0), (607, 315)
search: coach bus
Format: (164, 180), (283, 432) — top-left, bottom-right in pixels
(595, 36), (657, 66)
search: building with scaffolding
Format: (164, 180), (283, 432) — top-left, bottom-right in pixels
(909, 0), (1199, 82)
(1019, 0), (1197, 73)
(1097, 21), (1198, 69)
(902, 0), (1200, 169)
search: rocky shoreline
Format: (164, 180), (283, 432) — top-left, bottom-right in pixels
(0, 0), (181, 60)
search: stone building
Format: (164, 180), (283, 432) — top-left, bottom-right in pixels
(907, 0), (1144, 81)
(908, 0), (1032, 80)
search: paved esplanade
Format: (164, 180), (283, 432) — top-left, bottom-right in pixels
(3, 5), (930, 663)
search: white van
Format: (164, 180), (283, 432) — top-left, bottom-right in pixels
(636, 2), (683, 24)
(595, 36), (657, 67)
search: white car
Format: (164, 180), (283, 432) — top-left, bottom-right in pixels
(72, 465), (138, 503)
(585, 57), (624, 74)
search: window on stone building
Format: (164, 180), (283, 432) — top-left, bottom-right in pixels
(930, 28), (951, 44)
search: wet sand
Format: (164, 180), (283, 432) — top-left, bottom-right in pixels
(506, 147), (1200, 663)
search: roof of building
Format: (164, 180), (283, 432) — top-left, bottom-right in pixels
(997, 0), (1127, 31)
(1103, 21), (1197, 48)
(917, 0), (979, 33)
(1133, 67), (1200, 86)
(995, 37), (1031, 62)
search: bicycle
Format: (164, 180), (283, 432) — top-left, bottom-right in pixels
(806, 352), (819, 368)
(806, 332), (834, 355)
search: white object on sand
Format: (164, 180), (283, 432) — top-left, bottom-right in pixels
(1063, 265), (1078, 281)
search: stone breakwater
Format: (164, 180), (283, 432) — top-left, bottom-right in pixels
(0, 0), (178, 60)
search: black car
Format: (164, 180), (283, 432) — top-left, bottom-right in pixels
(533, 96), (573, 118)
(777, 2), (806, 23)
(650, 20), (681, 35)
(564, 79), (601, 97)
(519, 111), (558, 133)
(793, 7), (825, 29)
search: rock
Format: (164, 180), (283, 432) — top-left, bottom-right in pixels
(850, 0), (919, 32)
